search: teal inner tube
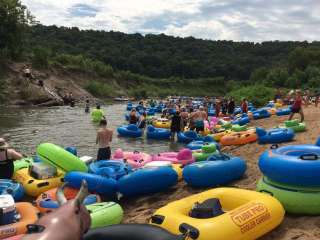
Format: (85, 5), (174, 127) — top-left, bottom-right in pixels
(257, 177), (320, 215)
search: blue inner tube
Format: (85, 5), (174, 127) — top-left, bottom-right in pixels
(257, 127), (295, 144)
(0, 179), (24, 201)
(89, 160), (132, 180)
(177, 131), (198, 143)
(117, 125), (142, 138)
(39, 194), (100, 212)
(65, 172), (118, 197)
(146, 126), (171, 140)
(186, 140), (220, 151)
(118, 166), (178, 197)
(183, 154), (247, 188)
(259, 144), (320, 187)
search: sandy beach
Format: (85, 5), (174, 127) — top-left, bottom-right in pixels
(121, 106), (320, 240)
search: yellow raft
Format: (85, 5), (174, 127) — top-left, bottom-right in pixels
(151, 188), (284, 240)
(14, 168), (65, 197)
(152, 118), (171, 129)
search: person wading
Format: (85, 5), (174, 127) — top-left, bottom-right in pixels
(96, 119), (113, 160)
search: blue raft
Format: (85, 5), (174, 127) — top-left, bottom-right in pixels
(183, 154), (247, 188)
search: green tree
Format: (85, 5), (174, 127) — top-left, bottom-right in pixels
(0, 0), (34, 59)
(32, 47), (50, 68)
(250, 67), (269, 83)
(288, 47), (309, 72)
(266, 68), (289, 87)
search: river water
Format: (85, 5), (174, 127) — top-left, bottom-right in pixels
(0, 104), (183, 158)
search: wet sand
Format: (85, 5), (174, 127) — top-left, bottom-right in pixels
(121, 106), (320, 240)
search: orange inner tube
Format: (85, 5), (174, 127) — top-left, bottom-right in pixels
(0, 203), (38, 239)
(220, 131), (258, 145)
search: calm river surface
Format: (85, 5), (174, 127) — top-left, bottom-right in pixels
(0, 104), (183, 158)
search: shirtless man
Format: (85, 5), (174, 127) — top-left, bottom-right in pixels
(96, 119), (113, 160)
(193, 106), (208, 133)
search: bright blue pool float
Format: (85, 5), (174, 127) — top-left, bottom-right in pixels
(183, 154), (247, 188)
(253, 109), (271, 120)
(146, 126), (171, 140)
(259, 142), (320, 187)
(117, 124), (142, 138)
(147, 108), (156, 116)
(0, 179), (24, 201)
(177, 131), (198, 143)
(186, 140), (220, 151)
(256, 127), (295, 144)
(232, 116), (250, 126)
(266, 102), (275, 108)
(168, 108), (176, 115)
(89, 160), (132, 180)
(118, 166), (178, 197)
(39, 193), (100, 211)
(65, 172), (118, 197)
(276, 108), (292, 116)
(126, 103), (133, 111)
(233, 107), (242, 115)
(208, 109), (216, 116)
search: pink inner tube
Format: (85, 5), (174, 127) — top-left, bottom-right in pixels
(112, 149), (152, 168)
(152, 149), (194, 165)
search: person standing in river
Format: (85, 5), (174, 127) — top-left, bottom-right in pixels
(96, 119), (113, 160)
(0, 138), (23, 179)
(91, 104), (105, 122)
(228, 97), (235, 116)
(170, 111), (182, 140)
(85, 98), (90, 113)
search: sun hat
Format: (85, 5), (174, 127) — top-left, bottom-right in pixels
(0, 138), (9, 150)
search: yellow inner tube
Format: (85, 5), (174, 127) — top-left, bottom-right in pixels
(151, 188), (284, 240)
(153, 119), (171, 129)
(14, 168), (65, 197)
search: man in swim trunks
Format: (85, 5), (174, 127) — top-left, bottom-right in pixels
(96, 119), (113, 160)
(194, 106), (207, 133)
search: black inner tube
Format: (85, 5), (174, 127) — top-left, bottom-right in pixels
(84, 224), (185, 240)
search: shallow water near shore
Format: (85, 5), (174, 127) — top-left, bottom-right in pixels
(0, 104), (182, 157)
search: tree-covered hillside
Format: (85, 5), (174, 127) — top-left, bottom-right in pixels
(26, 25), (319, 81)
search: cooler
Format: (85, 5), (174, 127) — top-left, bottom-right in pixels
(30, 162), (57, 180)
(0, 195), (16, 225)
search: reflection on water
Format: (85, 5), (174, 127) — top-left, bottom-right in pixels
(0, 104), (182, 158)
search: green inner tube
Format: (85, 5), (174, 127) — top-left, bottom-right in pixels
(279, 122), (306, 133)
(257, 177), (320, 215)
(37, 143), (88, 173)
(231, 124), (247, 132)
(201, 144), (217, 154)
(263, 177), (320, 192)
(14, 158), (34, 173)
(285, 119), (300, 127)
(87, 202), (123, 229)
(222, 122), (232, 129)
(193, 151), (218, 161)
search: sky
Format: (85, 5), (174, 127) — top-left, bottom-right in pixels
(21, 0), (320, 42)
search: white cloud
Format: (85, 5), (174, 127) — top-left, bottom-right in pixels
(21, 0), (320, 42)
